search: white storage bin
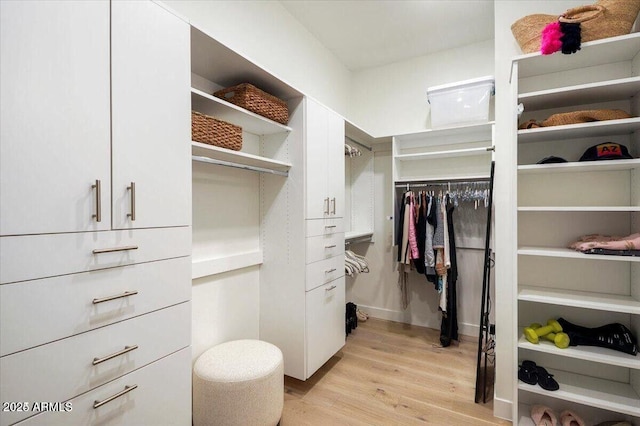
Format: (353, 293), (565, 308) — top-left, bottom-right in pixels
(427, 76), (494, 128)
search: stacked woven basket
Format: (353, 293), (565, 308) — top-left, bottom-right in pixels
(191, 83), (289, 151)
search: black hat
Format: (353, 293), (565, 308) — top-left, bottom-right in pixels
(537, 156), (568, 164)
(579, 142), (633, 162)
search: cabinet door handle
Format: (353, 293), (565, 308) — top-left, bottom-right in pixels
(92, 245), (138, 254)
(324, 245), (336, 249)
(92, 345), (139, 366)
(127, 182), (136, 221)
(92, 180), (102, 222)
(92, 290), (138, 304)
(325, 285), (337, 291)
(324, 197), (330, 215)
(93, 385), (138, 409)
(324, 225), (336, 229)
(325, 268), (336, 274)
(331, 198), (336, 215)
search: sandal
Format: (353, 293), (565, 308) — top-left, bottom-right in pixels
(560, 410), (585, 426)
(518, 360), (538, 385)
(536, 365), (559, 391)
(531, 405), (558, 426)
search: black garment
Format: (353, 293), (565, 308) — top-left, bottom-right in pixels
(395, 192), (407, 262)
(413, 192), (427, 274)
(425, 194), (438, 284)
(346, 302), (358, 336)
(440, 197), (459, 347)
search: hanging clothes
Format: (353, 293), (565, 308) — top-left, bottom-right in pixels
(440, 195), (459, 347)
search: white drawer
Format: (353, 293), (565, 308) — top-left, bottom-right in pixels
(0, 303), (190, 426)
(13, 347), (191, 426)
(0, 257), (190, 356)
(305, 255), (344, 292)
(305, 278), (345, 379)
(0, 226), (190, 284)
(305, 233), (344, 264)
(305, 218), (344, 237)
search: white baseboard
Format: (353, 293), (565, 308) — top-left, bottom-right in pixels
(493, 397), (513, 422)
(357, 304), (479, 340)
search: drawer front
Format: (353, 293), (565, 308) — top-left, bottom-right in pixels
(13, 347), (191, 426)
(0, 226), (191, 284)
(0, 303), (190, 426)
(306, 233), (344, 264)
(305, 278), (345, 379)
(305, 218), (344, 237)
(305, 255), (345, 292)
(0, 257), (190, 356)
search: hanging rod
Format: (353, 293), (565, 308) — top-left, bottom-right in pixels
(192, 155), (289, 177)
(395, 178), (490, 188)
(345, 136), (372, 152)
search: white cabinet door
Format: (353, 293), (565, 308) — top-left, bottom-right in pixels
(305, 278), (345, 379)
(0, 1), (111, 236)
(305, 98), (329, 219)
(327, 108), (345, 218)
(111, 1), (191, 230)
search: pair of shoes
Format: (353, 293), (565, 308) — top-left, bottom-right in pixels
(531, 406), (585, 426)
(356, 309), (368, 322)
(518, 360), (559, 391)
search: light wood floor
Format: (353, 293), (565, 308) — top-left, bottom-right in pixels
(281, 318), (511, 425)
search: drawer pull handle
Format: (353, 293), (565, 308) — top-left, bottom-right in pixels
(325, 285), (337, 291)
(92, 245), (139, 254)
(93, 384), (138, 409)
(325, 268), (336, 273)
(93, 290), (138, 304)
(331, 198), (336, 215)
(92, 179), (102, 222)
(93, 345), (139, 366)
(127, 182), (136, 221)
(324, 245), (336, 249)
(324, 225), (337, 229)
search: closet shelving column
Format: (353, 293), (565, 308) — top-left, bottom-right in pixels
(189, 26), (300, 280)
(511, 33), (640, 425)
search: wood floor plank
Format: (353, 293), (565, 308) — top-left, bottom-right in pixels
(282, 318), (508, 425)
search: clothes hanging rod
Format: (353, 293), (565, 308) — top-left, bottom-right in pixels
(345, 136), (372, 152)
(192, 155), (289, 177)
(395, 178), (490, 188)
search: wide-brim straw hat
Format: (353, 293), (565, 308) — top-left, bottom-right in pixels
(512, 0), (640, 54)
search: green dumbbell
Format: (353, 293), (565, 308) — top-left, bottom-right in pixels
(523, 319), (563, 344)
(528, 323), (570, 349)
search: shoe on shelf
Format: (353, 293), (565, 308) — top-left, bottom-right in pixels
(531, 405), (558, 426)
(518, 360), (538, 385)
(560, 410), (585, 426)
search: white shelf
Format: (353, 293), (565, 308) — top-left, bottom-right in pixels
(518, 117), (640, 144)
(513, 33), (640, 79)
(192, 250), (263, 279)
(518, 159), (640, 174)
(518, 368), (640, 417)
(518, 247), (640, 262)
(518, 206), (639, 212)
(345, 230), (373, 244)
(517, 334), (640, 370)
(192, 141), (291, 172)
(518, 285), (640, 315)
(519, 76), (640, 111)
(395, 146), (493, 161)
(191, 88), (292, 135)
(393, 121), (494, 144)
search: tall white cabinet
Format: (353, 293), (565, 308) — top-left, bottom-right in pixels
(0, 2), (192, 425)
(510, 34), (640, 425)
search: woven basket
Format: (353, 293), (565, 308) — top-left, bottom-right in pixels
(214, 83), (289, 125)
(511, 0), (640, 54)
(520, 109), (631, 128)
(191, 111), (243, 151)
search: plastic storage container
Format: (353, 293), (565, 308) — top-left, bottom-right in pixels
(427, 76), (494, 128)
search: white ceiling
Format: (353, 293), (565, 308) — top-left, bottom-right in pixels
(280, 0), (495, 71)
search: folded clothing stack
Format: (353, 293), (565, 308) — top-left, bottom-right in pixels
(569, 233), (640, 257)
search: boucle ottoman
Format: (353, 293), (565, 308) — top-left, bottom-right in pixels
(193, 339), (284, 426)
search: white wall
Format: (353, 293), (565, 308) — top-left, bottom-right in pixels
(161, 0), (351, 116)
(493, 1), (584, 419)
(349, 39), (494, 137)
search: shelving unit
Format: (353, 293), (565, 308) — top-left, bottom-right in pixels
(511, 33), (640, 425)
(192, 141), (292, 174)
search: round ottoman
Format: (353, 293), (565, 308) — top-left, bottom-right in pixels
(193, 339), (284, 426)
